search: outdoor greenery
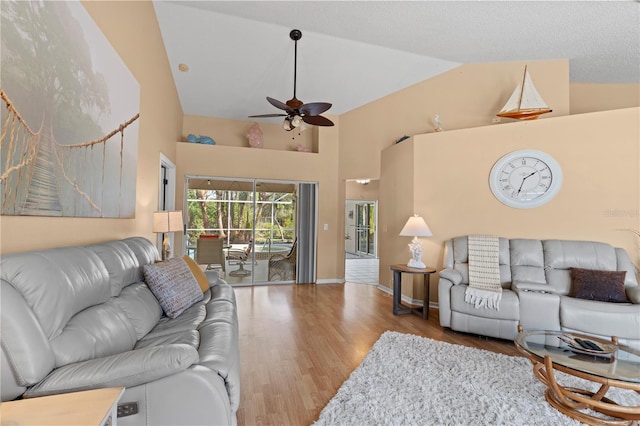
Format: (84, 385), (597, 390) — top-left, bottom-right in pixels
(186, 189), (295, 247)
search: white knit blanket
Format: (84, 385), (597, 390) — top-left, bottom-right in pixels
(465, 235), (502, 310)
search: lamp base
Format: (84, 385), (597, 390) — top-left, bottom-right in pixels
(407, 258), (426, 269)
(407, 236), (426, 269)
(162, 237), (171, 261)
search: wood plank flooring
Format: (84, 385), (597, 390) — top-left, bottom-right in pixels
(235, 282), (522, 426)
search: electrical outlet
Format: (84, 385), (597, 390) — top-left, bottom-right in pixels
(117, 402), (139, 418)
(323, 224), (329, 231)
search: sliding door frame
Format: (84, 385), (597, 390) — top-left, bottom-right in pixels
(184, 175), (317, 285)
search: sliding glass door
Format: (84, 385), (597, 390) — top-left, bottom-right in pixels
(356, 202), (376, 257)
(184, 177), (316, 285)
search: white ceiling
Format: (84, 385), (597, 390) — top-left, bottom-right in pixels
(153, 1), (640, 122)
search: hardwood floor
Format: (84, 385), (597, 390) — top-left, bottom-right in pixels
(235, 282), (522, 426)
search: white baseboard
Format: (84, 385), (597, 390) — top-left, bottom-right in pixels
(376, 284), (439, 309)
(316, 278), (345, 284)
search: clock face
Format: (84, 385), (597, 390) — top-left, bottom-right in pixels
(489, 150), (562, 209)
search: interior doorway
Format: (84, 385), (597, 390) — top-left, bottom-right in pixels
(345, 197), (379, 285)
(157, 154), (177, 254)
(345, 199), (377, 258)
(184, 176), (316, 286)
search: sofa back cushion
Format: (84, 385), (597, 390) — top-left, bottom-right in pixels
(113, 282), (163, 340)
(50, 299), (138, 366)
(0, 280), (56, 391)
(543, 240), (620, 295)
(510, 239), (546, 284)
(87, 240), (142, 296)
(122, 237), (160, 270)
(0, 247), (112, 341)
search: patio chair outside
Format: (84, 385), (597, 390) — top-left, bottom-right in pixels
(268, 240), (297, 281)
(195, 237), (225, 272)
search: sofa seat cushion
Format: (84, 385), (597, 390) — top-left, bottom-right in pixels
(144, 304), (206, 340)
(560, 296), (640, 340)
(450, 286), (519, 320)
(23, 344), (199, 398)
(135, 330), (200, 350)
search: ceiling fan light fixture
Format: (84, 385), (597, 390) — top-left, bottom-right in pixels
(298, 120), (310, 132)
(291, 115), (303, 127)
(282, 117), (293, 131)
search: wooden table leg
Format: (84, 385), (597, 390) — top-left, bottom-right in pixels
(422, 273), (430, 319)
(393, 269), (410, 315)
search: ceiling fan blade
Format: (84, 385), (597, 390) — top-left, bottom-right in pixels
(300, 102), (332, 116)
(303, 115), (334, 127)
(267, 97), (295, 113)
(248, 113), (288, 118)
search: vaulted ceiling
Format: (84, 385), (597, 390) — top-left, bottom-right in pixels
(153, 1), (639, 123)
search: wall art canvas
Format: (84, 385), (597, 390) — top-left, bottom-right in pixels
(0, 1), (139, 218)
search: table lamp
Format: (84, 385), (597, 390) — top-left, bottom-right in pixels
(399, 214), (432, 268)
(153, 210), (183, 260)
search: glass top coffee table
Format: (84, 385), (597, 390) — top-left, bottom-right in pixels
(515, 327), (640, 425)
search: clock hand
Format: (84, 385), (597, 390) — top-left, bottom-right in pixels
(516, 172), (537, 195)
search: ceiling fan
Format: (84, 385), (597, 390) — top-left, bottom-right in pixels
(249, 29), (334, 131)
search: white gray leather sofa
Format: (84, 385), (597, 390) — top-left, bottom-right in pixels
(438, 236), (640, 348)
(0, 237), (240, 425)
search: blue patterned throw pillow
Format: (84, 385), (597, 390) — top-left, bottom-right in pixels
(143, 257), (203, 318)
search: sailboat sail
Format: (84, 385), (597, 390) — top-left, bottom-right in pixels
(497, 67), (552, 120)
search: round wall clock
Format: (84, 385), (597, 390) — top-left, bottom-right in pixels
(489, 149), (562, 209)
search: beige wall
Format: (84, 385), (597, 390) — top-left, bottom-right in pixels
(175, 120), (343, 281)
(0, 1), (182, 255)
(570, 83), (640, 114)
(345, 180), (380, 200)
(339, 60), (570, 183)
(380, 108), (640, 302)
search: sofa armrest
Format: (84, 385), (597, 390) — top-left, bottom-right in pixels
(439, 268), (463, 285)
(627, 286), (640, 304)
(512, 281), (558, 294)
(24, 344), (198, 398)
(204, 269), (224, 287)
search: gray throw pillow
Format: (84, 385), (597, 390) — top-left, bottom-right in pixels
(143, 258), (203, 318)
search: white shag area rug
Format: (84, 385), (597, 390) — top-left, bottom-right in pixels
(315, 331), (640, 425)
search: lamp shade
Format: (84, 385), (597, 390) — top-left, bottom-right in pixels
(153, 211), (183, 233)
(399, 215), (432, 237)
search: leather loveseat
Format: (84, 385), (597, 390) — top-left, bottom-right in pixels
(0, 237), (240, 425)
(438, 236), (640, 348)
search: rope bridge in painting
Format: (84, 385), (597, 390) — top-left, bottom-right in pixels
(0, 88), (139, 217)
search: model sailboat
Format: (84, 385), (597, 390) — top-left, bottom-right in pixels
(496, 66), (552, 120)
